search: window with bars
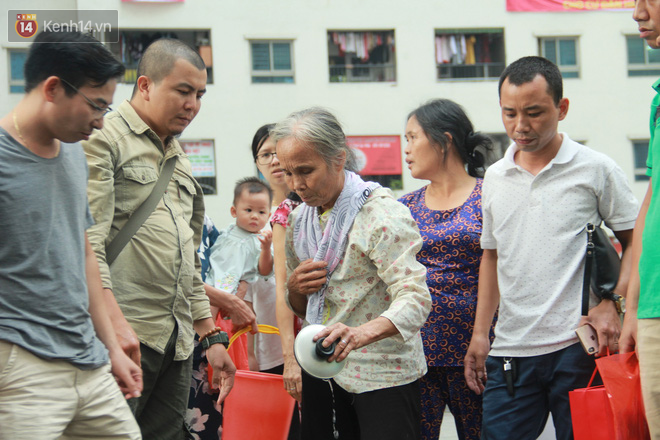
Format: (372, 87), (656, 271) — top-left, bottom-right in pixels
(627, 36), (660, 76)
(632, 140), (651, 181)
(435, 29), (505, 80)
(327, 30), (396, 83)
(539, 37), (579, 78)
(8, 49), (27, 94)
(250, 41), (294, 84)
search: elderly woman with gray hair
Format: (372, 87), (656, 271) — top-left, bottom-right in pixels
(272, 107), (431, 440)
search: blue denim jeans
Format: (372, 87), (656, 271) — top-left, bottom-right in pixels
(481, 343), (596, 440)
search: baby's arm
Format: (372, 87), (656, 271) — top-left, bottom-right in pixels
(257, 230), (273, 276)
(235, 280), (248, 300)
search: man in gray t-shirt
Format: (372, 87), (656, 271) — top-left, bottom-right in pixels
(0, 31), (142, 440)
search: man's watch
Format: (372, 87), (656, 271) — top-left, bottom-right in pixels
(601, 292), (626, 315)
(201, 331), (229, 350)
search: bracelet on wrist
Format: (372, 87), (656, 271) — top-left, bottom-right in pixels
(199, 326), (223, 343)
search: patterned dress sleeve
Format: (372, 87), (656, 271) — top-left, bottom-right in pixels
(271, 198), (300, 228)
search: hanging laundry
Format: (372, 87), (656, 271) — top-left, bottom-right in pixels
(465, 35), (476, 65)
(345, 32), (357, 54)
(441, 36), (451, 63)
(451, 35), (464, 64)
(358, 33), (366, 60)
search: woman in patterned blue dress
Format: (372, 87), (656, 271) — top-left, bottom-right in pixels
(399, 99), (495, 440)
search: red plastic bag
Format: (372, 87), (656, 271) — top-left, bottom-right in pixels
(570, 352), (650, 440)
(570, 377), (616, 439)
(597, 352), (650, 440)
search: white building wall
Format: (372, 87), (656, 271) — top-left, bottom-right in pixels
(1, 0), (652, 225)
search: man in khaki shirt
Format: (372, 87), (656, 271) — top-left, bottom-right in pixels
(83, 38), (235, 440)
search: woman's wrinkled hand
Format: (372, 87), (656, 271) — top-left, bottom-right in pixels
(313, 322), (363, 363)
(287, 259), (328, 296)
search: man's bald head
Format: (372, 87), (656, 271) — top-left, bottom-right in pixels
(133, 38), (205, 95)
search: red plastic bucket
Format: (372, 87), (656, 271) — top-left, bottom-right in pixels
(222, 370), (295, 440)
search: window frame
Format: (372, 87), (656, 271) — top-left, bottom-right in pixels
(626, 35), (660, 76)
(538, 36), (580, 78)
(249, 39), (295, 84)
(8, 48), (28, 94)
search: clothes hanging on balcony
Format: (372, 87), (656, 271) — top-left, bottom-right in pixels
(465, 36), (476, 65)
(435, 36), (451, 64)
(436, 35), (462, 64)
(345, 32), (357, 54)
(330, 31), (393, 62)
(435, 33), (494, 65)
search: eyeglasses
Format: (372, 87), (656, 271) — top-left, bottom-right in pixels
(256, 152), (277, 165)
(59, 78), (112, 117)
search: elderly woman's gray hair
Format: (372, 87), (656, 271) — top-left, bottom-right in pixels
(271, 107), (358, 172)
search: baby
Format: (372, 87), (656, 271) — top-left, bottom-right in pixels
(207, 177), (273, 297)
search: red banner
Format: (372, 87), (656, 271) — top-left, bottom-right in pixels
(506, 0), (633, 11)
(347, 135), (402, 176)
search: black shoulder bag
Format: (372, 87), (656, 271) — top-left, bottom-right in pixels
(581, 223), (621, 316)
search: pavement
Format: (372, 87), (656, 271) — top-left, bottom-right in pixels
(438, 409), (557, 440)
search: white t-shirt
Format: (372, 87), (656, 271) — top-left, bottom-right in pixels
(481, 133), (638, 357)
(245, 275), (283, 371)
(244, 220), (283, 371)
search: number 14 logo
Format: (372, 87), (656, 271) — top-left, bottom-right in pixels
(15, 14), (38, 38)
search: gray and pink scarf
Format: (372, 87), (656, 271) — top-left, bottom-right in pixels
(293, 170), (380, 324)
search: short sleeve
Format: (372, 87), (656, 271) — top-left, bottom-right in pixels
(480, 169), (497, 249)
(598, 163), (639, 231)
(271, 198), (300, 228)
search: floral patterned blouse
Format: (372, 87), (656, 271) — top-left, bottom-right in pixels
(271, 197), (300, 228)
(398, 179), (486, 367)
(286, 187), (431, 393)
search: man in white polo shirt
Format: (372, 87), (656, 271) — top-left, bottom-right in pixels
(464, 56), (638, 440)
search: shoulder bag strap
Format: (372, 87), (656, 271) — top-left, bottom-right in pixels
(581, 223), (595, 316)
(105, 155), (178, 266)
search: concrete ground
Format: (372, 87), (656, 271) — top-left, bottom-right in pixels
(438, 408), (557, 440)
